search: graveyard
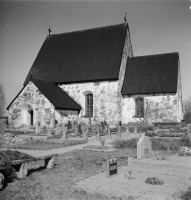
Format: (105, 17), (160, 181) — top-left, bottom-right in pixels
(0, 121), (191, 199)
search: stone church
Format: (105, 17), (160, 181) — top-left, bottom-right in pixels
(7, 22), (183, 127)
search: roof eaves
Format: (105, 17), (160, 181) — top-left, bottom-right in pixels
(32, 80), (82, 111)
(54, 78), (118, 85)
(122, 92), (177, 97)
(55, 107), (81, 111)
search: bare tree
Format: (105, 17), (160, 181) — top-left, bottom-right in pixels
(183, 96), (191, 124)
(0, 84), (6, 116)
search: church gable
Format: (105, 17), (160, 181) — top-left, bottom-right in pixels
(7, 80), (81, 128)
(7, 81), (55, 127)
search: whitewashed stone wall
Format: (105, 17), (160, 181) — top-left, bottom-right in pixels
(8, 24), (183, 126)
(122, 93), (182, 123)
(8, 82), (55, 127)
(60, 81), (119, 124)
(116, 24), (133, 122)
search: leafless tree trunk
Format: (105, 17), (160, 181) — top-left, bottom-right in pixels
(0, 84), (6, 116)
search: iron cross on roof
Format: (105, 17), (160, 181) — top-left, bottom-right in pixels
(48, 25), (52, 35)
(124, 12), (127, 24)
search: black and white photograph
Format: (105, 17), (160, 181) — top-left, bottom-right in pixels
(0, 0), (191, 199)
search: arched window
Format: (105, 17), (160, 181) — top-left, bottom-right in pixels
(85, 93), (93, 117)
(135, 97), (144, 118)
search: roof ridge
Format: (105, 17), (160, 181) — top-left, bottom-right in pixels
(47, 23), (127, 37)
(130, 52), (179, 58)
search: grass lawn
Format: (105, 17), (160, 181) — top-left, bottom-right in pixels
(5, 140), (87, 150)
(1, 136), (191, 199)
(1, 149), (137, 200)
(1, 138), (190, 200)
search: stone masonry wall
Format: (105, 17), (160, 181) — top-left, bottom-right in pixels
(116, 24), (133, 122)
(60, 81), (119, 125)
(8, 81), (55, 127)
(122, 94), (181, 124)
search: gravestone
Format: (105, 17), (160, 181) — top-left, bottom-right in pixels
(117, 126), (121, 138)
(50, 118), (55, 129)
(108, 128), (111, 138)
(0, 121), (5, 135)
(187, 124), (191, 138)
(35, 121), (40, 134)
(185, 147), (191, 155)
(0, 172), (5, 190)
(137, 136), (152, 159)
(134, 126), (138, 139)
(55, 126), (63, 135)
(82, 125), (88, 142)
(42, 126), (47, 134)
(61, 127), (67, 139)
(47, 129), (52, 137)
(96, 126), (101, 141)
(106, 157), (118, 177)
(125, 127), (130, 140)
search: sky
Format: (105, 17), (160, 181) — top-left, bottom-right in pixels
(0, 0), (191, 114)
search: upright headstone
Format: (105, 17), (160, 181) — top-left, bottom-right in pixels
(117, 121), (122, 138)
(42, 126), (47, 134)
(134, 126), (138, 139)
(0, 121), (5, 135)
(187, 124), (191, 138)
(36, 121), (40, 134)
(117, 126), (121, 138)
(61, 127), (67, 139)
(108, 128), (111, 138)
(55, 126), (63, 135)
(82, 125), (88, 142)
(0, 172), (5, 190)
(50, 118), (55, 129)
(47, 129), (52, 137)
(125, 127), (130, 140)
(96, 126), (101, 141)
(137, 136), (152, 159)
(106, 157), (118, 177)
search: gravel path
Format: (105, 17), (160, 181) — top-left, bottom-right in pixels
(8, 138), (115, 158)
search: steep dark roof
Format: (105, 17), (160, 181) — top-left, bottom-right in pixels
(24, 23), (129, 85)
(7, 79), (82, 111)
(121, 52), (179, 96)
(32, 79), (81, 111)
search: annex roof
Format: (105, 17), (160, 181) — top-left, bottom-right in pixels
(7, 79), (82, 111)
(121, 52), (179, 96)
(24, 23), (129, 85)
(31, 79), (82, 111)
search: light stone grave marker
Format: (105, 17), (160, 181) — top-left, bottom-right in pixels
(185, 147), (191, 155)
(55, 126), (63, 135)
(137, 136), (152, 159)
(117, 126), (121, 138)
(35, 121), (40, 134)
(82, 125), (88, 142)
(61, 127), (67, 139)
(125, 127), (130, 140)
(47, 130), (52, 137)
(0, 121), (5, 135)
(106, 157), (118, 177)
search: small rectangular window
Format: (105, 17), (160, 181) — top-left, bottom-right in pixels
(135, 97), (144, 118)
(85, 94), (93, 117)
